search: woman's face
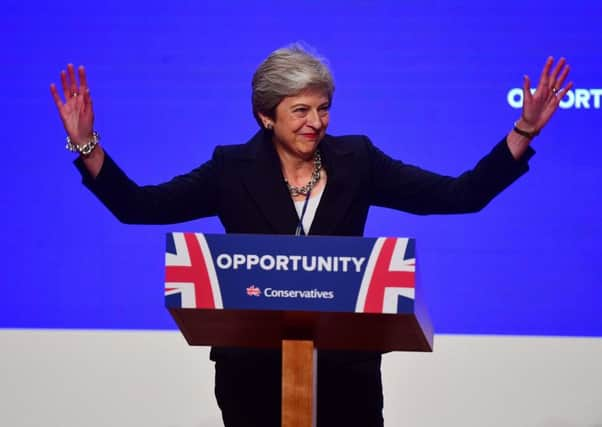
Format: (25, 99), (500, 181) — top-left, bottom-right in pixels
(268, 89), (330, 160)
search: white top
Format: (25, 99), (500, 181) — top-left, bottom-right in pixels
(293, 189), (324, 235)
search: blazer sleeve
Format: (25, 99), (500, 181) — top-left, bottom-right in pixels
(73, 148), (221, 224)
(368, 136), (535, 215)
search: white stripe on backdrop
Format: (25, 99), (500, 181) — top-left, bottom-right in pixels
(1, 329), (600, 427)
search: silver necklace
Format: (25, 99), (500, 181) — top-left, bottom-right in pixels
(285, 151), (322, 197)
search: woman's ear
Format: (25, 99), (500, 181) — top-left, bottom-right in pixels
(257, 112), (273, 130)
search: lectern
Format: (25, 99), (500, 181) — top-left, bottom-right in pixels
(165, 233), (433, 427)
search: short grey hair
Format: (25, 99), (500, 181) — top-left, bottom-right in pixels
(252, 43), (335, 128)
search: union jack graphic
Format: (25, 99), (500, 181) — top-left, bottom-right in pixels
(355, 237), (416, 314)
(246, 285), (261, 296)
(164, 233), (223, 309)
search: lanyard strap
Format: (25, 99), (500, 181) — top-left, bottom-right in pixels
(295, 189), (312, 236)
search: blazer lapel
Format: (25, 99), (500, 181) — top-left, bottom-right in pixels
(238, 131), (300, 234)
(309, 135), (357, 236)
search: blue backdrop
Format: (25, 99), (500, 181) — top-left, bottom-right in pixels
(2, 0), (601, 335)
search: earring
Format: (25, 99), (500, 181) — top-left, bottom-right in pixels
(266, 122), (273, 130)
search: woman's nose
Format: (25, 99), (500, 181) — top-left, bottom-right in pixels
(306, 109), (323, 129)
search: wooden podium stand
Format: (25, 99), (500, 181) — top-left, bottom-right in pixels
(169, 308), (432, 427)
(165, 233), (433, 427)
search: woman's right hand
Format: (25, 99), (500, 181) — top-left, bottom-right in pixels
(51, 64), (104, 177)
(50, 64), (94, 146)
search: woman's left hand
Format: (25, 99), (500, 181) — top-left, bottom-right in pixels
(518, 56), (573, 133)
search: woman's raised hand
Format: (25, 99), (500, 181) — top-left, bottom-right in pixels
(519, 57), (573, 133)
(50, 64), (94, 146)
(506, 57), (573, 160)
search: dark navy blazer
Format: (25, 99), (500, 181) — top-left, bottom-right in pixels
(77, 129), (533, 233)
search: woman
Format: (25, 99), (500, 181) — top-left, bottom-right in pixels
(51, 45), (571, 426)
